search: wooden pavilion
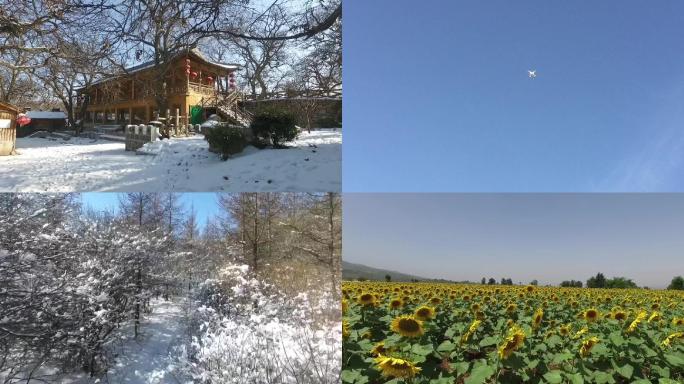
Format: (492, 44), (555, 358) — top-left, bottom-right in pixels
(76, 49), (240, 129)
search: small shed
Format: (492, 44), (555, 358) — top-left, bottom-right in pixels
(0, 101), (20, 156)
(19, 110), (68, 137)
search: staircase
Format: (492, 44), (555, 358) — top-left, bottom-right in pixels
(202, 91), (253, 127)
(216, 104), (253, 127)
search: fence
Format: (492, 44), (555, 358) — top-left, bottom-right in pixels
(125, 124), (158, 151)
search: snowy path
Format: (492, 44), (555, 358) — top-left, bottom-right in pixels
(7, 298), (187, 384)
(0, 129), (341, 192)
(104, 298), (185, 384)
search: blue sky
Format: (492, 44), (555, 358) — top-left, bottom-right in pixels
(343, 193), (684, 288)
(81, 193), (220, 229)
(343, 0), (684, 192)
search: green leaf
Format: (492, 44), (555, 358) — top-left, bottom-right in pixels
(357, 339), (373, 351)
(464, 364), (496, 384)
(546, 335), (562, 347)
(437, 340), (456, 353)
(613, 363), (633, 379)
(451, 361), (470, 376)
(608, 331), (625, 347)
(478, 336), (498, 347)
(565, 372), (584, 384)
(543, 370), (563, 384)
(430, 377), (456, 384)
(411, 343), (434, 356)
(664, 353), (684, 368)
(591, 343), (610, 357)
(551, 352), (574, 364)
(641, 345), (658, 358)
(630, 380), (652, 384)
(592, 371), (615, 384)
(659, 379), (681, 384)
(652, 365), (670, 378)
(341, 369), (368, 383)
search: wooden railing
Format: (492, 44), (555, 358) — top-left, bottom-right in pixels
(188, 83), (216, 96)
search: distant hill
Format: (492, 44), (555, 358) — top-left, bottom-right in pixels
(342, 261), (464, 283)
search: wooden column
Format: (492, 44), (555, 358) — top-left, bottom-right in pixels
(129, 107), (133, 124)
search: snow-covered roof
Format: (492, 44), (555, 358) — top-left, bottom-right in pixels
(83, 48), (239, 89)
(26, 111), (67, 119)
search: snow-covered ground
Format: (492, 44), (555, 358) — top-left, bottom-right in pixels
(0, 129), (341, 192)
(105, 298), (186, 384)
(1, 298), (186, 384)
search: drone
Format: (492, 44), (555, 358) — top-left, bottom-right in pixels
(528, 70), (537, 79)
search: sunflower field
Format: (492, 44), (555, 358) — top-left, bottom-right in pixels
(342, 281), (684, 384)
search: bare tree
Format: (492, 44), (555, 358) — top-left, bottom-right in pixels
(284, 193), (341, 298)
(207, 0), (341, 42)
(294, 13), (341, 96)
(223, 4), (291, 99)
(105, 0), (237, 120)
(35, 35), (112, 133)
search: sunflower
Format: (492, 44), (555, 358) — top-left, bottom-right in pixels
(579, 336), (600, 357)
(661, 332), (684, 348)
(414, 305), (436, 321)
(558, 324), (571, 336)
(370, 341), (393, 357)
(374, 355), (421, 378)
(627, 311), (647, 333)
(648, 311), (661, 323)
(672, 317), (684, 327)
(532, 308), (544, 329)
(429, 296), (442, 305)
(388, 298), (403, 310)
(342, 299), (348, 314)
(498, 325), (526, 359)
(583, 308), (599, 323)
(525, 285), (536, 293)
(390, 315), (424, 338)
(612, 310), (627, 321)
(357, 293), (377, 306)
(470, 303), (481, 312)
(573, 327), (588, 339)
(505, 303), (517, 314)
(460, 319), (481, 344)
(342, 319), (350, 339)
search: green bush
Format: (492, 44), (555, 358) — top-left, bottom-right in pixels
(250, 109), (298, 148)
(205, 125), (247, 160)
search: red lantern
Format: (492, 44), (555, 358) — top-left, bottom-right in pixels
(206, 76), (213, 82)
(191, 71), (198, 78)
(16, 114), (31, 127)
(185, 68), (191, 75)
